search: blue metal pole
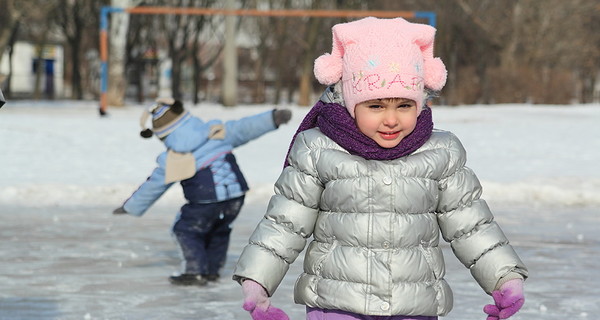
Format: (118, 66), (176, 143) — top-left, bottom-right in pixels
(415, 11), (437, 28)
(99, 6), (125, 116)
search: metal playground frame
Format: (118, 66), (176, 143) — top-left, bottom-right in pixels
(99, 6), (436, 114)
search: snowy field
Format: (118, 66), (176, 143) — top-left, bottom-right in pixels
(0, 100), (599, 320)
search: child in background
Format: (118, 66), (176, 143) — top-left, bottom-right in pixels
(0, 88), (5, 108)
(113, 98), (291, 286)
(233, 17), (527, 320)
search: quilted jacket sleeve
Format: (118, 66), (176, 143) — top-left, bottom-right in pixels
(233, 132), (324, 295)
(435, 134), (528, 294)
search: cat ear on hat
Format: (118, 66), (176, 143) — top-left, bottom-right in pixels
(170, 100), (184, 114)
(139, 108), (154, 139)
(413, 24), (447, 91)
(314, 25), (345, 85)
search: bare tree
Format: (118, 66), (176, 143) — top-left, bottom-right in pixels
(0, 0), (21, 64)
(2, 20), (20, 97)
(14, 1), (61, 99)
(290, 0), (323, 106)
(157, 0), (208, 100)
(126, 11), (160, 102)
(239, 0), (288, 104)
(3, 0), (597, 105)
(271, 0), (292, 104)
(190, 15), (224, 105)
(0, 0), (25, 96)
(245, 3), (271, 104)
(54, 1), (106, 100)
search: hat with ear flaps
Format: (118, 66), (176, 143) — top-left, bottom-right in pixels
(314, 17), (447, 117)
(139, 98), (191, 139)
(139, 98), (196, 183)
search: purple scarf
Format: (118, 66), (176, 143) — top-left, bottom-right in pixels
(284, 101), (433, 167)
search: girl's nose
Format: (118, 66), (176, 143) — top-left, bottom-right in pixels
(383, 110), (398, 127)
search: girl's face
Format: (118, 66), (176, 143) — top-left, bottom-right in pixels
(354, 98), (418, 148)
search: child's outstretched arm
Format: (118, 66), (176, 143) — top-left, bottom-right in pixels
(113, 160), (174, 217)
(222, 109), (291, 148)
(435, 133), (528, 317)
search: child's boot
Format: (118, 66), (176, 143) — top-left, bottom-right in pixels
(202, 273), (220, 282)
(168, 273), (208, 286)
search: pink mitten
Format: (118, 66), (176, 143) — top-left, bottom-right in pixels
(242, 280), (289, 320)
(483, 279), (524, 320)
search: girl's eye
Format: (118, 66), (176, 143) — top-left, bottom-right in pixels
(398, 103), (414, 109)
(369, 104), (384, 109)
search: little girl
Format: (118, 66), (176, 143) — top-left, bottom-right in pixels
(233, 17), (528, 320)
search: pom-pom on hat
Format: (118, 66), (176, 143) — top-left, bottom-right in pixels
(314, 17), (447, 117)
(139, 98), (191, 139)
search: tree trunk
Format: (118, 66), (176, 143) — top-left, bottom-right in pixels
(476, 44), (489, 104)
(136, 60), (145, 103)
(500, 0), (522, 71)
(192, 48), (201, 105)
(253, 54), (266, 104)
(71, 35), (83, 100)
(107, 0), (137, 107)
(298, 71), (312, 106)
(594, 70), (600, 104)
(0, 0), (19, 63)
(273, 19), (287, 105)
(4, 20), (19, 98)
(447, 49), (458, 105)
(298, 16), (321, 106)
(171, 54), (182, 100)
(33, 30), (50, 100)
(222, 0), (238, 107)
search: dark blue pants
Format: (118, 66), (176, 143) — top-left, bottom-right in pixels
(172, 196), (245, 275)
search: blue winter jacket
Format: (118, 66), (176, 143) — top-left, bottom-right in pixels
(123, 109), (278, 216)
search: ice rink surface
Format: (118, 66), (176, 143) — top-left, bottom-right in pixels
(2, 202), (599, 320)
(1, 101), (598, 319)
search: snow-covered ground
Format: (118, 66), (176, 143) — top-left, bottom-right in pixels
(1, 100), (598, 320)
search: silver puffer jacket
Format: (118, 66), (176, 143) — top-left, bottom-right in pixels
(233, 126), (528, 316)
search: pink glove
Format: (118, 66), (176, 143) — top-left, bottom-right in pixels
(242, 280), (289, 320)
(483, 279), (524, 320)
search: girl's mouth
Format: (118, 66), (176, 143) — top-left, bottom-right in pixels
(378, 131), (401, 140)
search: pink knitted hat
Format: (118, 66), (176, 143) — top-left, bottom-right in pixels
(314, 17), (447, 117)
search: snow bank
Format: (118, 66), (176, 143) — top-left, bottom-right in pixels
(1, 101), (598, 209)
(2, 178), (598, 208)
